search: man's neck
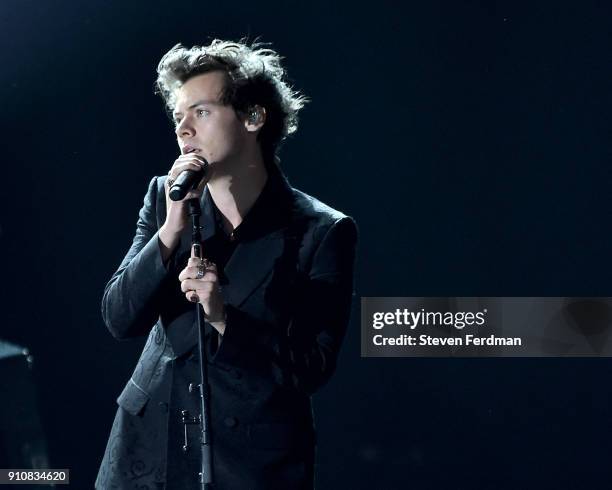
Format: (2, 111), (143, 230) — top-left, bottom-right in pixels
(207, 154), (269, 234)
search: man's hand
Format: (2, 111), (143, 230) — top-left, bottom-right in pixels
(178, 245), (226, 335)
(158, 154), (210, 262)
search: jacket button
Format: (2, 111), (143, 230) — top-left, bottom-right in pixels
(158, 402), (168, 413)
(224, 416), (238, 428)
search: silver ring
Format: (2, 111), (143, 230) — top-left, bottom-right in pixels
(196, 264), (205, 279)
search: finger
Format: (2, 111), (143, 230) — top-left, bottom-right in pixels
(181, 279), (206, 293)
(173, 155), (207, 174)
(201, 271), (218, 282)
(168, 165), (202, 184)
(180, 268), (217, 285)
(178, 265), (199, 282)
(170, 159), (204, 173)
(187, 257), (215, 267)
(184, 287), (210, 303)
(194, 271), (218, 283)
(179, 264), (209, 281)
(168, 161), (204, 180)
(177, 153), (207, 165)
(175, 152), (207, 163)
(180, 269), (218, 283)
(181, 277), (217, 293)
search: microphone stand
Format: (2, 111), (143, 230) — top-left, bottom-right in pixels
(183, 197), (214, 489)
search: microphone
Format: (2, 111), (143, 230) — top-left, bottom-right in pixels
(169, 161), (209, 201)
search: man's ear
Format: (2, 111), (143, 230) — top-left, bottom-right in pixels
(244, 105), (266, 132)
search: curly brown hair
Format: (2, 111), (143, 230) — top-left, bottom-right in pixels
(155, 39), (308, 163)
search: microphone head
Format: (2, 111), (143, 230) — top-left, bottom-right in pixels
(168, 164), (208, 202)
(168, 186), (186, 201)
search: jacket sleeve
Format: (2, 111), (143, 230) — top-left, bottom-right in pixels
(211, 216), (358, 395)
(101, 176), (171, 340)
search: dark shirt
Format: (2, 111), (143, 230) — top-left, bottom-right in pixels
(205, 198), (239, 276)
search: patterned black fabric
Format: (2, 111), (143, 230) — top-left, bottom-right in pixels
(96, 165), (357, 490)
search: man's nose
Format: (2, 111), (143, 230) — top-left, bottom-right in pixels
(175, 118), (194, 138)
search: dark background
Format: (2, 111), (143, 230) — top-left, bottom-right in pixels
(2, 1), (612, 488)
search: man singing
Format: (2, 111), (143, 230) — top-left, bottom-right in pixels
(96, 39), (357, 490)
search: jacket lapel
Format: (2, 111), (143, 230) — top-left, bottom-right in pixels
(221, 166), (294, 307)
(166, 231), (287, 359)
(222, 230), (285, 308)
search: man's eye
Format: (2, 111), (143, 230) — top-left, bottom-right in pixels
(197, 109), (210, 117)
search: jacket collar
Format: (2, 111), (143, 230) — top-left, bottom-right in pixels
(175, 163), (293, 258)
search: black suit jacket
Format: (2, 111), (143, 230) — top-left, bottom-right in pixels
(96, 164), (357, 490)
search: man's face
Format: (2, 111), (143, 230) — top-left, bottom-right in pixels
(172, 71), (247, 167)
